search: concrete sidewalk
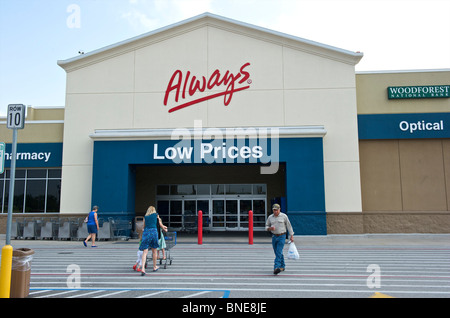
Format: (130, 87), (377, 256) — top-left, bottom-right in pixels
(167, 231), (450, 246)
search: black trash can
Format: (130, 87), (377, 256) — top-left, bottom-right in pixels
(10, 248), (34, 298)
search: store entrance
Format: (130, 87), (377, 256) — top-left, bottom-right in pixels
(211, 198), (266, 230)
(155, 184), (267, 231)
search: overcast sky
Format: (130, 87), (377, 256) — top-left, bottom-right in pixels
(1, 0), (449, 115)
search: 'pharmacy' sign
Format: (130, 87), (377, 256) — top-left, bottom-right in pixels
(388, 85), (449, 99)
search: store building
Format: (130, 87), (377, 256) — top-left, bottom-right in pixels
(353, 70), (450, 234)
(1, 13), (449, 235)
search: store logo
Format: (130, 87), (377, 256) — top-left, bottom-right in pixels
(388, 85), (450, 99)
(153, 120), (279, 174)
(163, 62), (252, 113)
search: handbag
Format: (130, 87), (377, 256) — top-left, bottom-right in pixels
(287, 242), (300, 260)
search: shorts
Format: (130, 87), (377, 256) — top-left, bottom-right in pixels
(87, 224), (98, 234)
(139, 228), (159, 251)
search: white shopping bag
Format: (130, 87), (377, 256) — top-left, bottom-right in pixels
(287, 242), (300, 260)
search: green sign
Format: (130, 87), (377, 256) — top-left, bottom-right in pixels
(388, 85), (450, 99)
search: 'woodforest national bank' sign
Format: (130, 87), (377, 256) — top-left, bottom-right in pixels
(388, 85), (450, 99)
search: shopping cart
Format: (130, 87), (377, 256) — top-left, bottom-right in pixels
(159, 231), (176, 269)
(146, 231), (177, 269)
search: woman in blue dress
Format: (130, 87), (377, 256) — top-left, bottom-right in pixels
(140, 206), (167, 275)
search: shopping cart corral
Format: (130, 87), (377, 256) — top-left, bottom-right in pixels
(10, 216), (136, 241)
(110, 218), (132, 240)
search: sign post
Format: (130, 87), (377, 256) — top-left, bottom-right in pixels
(198, 210), (203, 245)
(0, 143), (4, 174)
(0, 104), (26, 298)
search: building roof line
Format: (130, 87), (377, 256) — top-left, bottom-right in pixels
(58, 12), (362, 70)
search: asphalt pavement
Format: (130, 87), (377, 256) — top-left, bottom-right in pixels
(1, 232), (449, 301)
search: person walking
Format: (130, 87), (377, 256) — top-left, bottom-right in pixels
(84, 206), (99, 247)
(140, 206), (167, 276)
(157, 225), (166, 261)
(133, 240), (143, 272)
(265, 203), (294, 275)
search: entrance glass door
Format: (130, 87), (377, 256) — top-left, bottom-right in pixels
(225, 200), (238, 229)
(156, 184), (267, 231)
(197, 200), (210, 229)
(212, 200), (224, 228)
(239, 199), (252, 229)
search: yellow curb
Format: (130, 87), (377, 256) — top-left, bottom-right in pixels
(370, 292), (395, 298)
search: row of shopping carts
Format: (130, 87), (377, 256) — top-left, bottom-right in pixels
(10, 217), (133, 241)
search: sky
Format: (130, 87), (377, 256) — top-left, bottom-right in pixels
(0, 0), (449, 116)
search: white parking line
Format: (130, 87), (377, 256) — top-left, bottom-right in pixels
(136, 290), (170, 298)
(35, 290), (78, 298)
(181, 291), (210, 298)
(93, 290), (129, 298)
(66, 290), (105, 298)
(28, 290), (51, 295)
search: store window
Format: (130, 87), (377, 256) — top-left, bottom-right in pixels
(0, 168), (61, 213)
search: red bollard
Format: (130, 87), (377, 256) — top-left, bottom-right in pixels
(198, 210), (203, 245)
(248, 210), (253, 245)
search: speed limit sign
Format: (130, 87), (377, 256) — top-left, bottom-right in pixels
(7, 104), (26, 129)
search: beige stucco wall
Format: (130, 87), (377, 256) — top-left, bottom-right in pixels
(0, 106), (64, 143)
(327, 70), (450, 234)
(356, 70), (450, 114)
(58, 15), (362, 215)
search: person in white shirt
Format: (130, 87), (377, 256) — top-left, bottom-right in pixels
(265, 204), (294, 274)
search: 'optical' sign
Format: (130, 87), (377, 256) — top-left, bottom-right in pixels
(388, 85), (450, 99)
(358, 113), (450, 140)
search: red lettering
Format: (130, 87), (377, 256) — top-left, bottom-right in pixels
(164, 63), (251, 112)
(182, 71), (190, 99)
(207, 69), (223, 89)
(188, 75), (206, 96)
(239, 63), (250, 84)
(224, 73), (238, 106)
(164, 70), (182, 106)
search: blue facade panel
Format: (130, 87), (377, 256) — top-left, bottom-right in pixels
(91, 138), (326, 234)
(3, 143), (63, 168)
(358, 112), (450, 140)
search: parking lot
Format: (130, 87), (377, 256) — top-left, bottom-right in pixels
(2, 233), (450, 299)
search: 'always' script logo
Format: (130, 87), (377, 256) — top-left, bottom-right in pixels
(164, 62), (251, 113)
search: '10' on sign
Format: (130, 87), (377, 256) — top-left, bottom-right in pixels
(7, 104), (26, 129)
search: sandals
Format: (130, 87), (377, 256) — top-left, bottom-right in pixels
(139, 267), (159, 276)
